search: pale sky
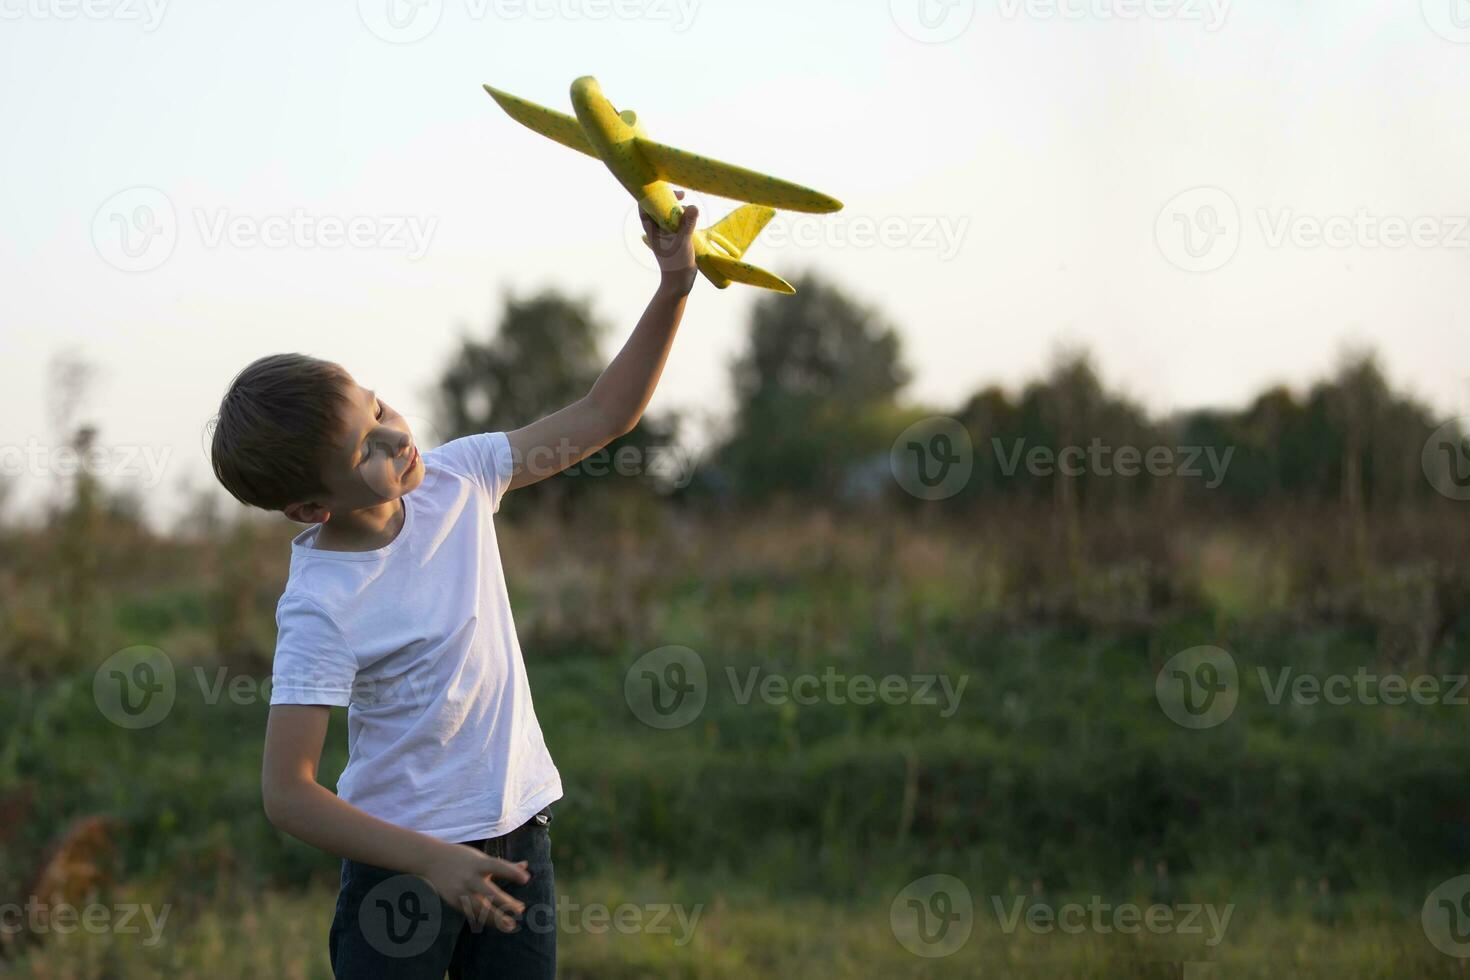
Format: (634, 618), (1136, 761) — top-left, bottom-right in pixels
(3, 0), (1470, 527)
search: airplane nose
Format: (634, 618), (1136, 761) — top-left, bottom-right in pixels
(570, 75), (600, 100)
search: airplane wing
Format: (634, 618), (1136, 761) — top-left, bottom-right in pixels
(483, 85), (598, 158)
(635, 138), (843, 214)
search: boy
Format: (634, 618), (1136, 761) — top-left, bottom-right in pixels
(208, 199), (700, 978)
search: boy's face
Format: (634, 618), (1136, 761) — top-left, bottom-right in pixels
(309, 376), (426, 516)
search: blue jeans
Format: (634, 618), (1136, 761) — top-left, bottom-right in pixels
(328, 807), (556, 979)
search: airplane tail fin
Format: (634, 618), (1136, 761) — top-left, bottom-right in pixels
(643, 203), (795, 293)
(697, 204), (792, 293)
(703, 204), (776, 260)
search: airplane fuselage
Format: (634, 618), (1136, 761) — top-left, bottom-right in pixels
(569, 76), (690, 238)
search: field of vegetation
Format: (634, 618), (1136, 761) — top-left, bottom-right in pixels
(4, 500), (1470, 977)
(5, 280), (1470, 976)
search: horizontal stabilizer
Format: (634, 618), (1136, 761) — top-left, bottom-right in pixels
(697, 252), (795, 294)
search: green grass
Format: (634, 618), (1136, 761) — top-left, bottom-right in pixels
(10, 875), (1464, 979)
(7, 523), (1470, 976)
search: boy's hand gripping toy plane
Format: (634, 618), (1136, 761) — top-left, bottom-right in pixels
(483, 76), (843, 294)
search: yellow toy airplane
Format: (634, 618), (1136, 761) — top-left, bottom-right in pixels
(483, 76), (843, 294)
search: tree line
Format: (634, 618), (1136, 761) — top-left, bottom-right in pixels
(434, 273), (1463, 514)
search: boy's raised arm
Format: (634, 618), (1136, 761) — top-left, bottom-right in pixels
(504, 200), (699, 492)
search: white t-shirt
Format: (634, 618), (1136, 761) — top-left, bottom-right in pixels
(269, 431), (562, 842)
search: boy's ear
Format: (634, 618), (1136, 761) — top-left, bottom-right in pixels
(283, 501), (330, 525)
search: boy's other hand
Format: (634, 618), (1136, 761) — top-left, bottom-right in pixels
(421, 840), (530, 932)
(642, 190), (698, 291)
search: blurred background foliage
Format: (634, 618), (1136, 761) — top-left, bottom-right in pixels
(3, 273), (1469, 976)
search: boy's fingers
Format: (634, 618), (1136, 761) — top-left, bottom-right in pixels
(681, 206), (698, 230)
(474, 877), (526, 915)
(469, 894), (518, 932)
(482, 855), (531, 884)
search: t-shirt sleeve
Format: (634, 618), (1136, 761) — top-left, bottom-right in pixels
(424, 431), (515, 512)
(270, 594), (358, 707)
